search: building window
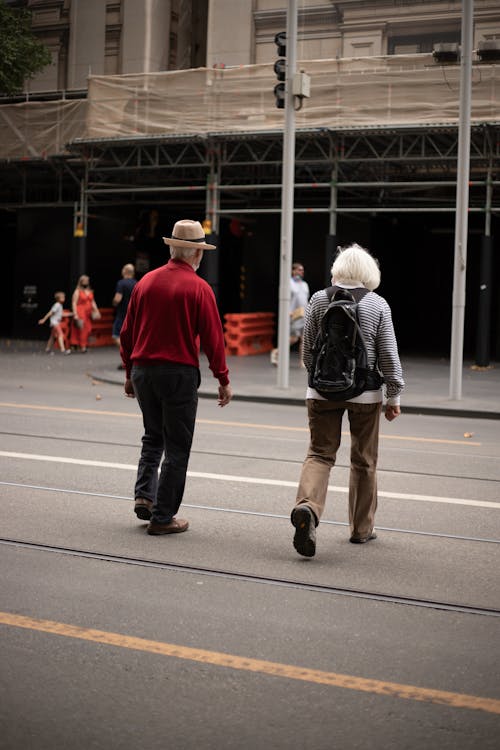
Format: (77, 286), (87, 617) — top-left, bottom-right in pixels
(105, 1), (122, 75)
(389, 31), (460, 55)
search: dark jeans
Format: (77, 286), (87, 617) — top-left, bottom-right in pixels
(132, 363), (199, 524)
(112, 314), (124, 338)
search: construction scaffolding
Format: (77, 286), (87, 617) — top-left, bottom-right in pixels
(0, 53), (498, 217)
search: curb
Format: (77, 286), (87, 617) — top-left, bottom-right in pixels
(90, 372), (500, 421)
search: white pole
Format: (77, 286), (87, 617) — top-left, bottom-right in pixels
(449, 0), (474, 400)
(277, 0), (298, 389)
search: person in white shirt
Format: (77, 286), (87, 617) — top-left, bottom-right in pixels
(270, 262), (310, 366)
(38, 291), (71, 354)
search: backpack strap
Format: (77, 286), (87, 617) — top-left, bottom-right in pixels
(325, 285), (335, 302)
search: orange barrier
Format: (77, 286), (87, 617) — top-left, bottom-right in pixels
(223, 312), (275, 356)
(88, 307), (115, 347)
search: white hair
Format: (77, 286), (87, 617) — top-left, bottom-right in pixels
(330, 243), (381, 291)
(170, 245), (204, 270)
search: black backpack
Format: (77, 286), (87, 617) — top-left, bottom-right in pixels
(309, 286), (383, 400)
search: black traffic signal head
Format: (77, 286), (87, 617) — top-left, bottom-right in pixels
(273, 58), (286, 82)
(273, 31), (286, 108)
(274, 83), (285, 109)
(274, 32), (286, 57)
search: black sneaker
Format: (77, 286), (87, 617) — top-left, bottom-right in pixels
(291, 506), (316, 557)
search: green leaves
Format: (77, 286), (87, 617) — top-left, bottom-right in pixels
(0, 1), (52, 96)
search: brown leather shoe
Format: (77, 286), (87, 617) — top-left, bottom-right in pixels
(147, 518), (189, 535)
(134, 498), (153, 520)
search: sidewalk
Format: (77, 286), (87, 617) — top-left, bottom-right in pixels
(89, 348), (500, 420)
(1, 339), (498, 419)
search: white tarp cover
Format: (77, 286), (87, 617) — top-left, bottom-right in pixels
(0, 99), (87, 159)
(0, 54), (498, 159)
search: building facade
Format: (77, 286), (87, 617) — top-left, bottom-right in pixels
(13, 1), (500, 93)
(8, 0), (208, 94)
(207, 0), (500, 65)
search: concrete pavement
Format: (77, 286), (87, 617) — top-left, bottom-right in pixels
(1, 337), (500, 749)
(1, 339), (498, 419)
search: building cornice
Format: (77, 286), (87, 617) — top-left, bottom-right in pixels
(254, 4), (341, 35)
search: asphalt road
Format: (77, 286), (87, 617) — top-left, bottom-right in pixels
(1, 348), (499, 749)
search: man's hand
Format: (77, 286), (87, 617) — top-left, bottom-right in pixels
(124, 378), (135, 398)
(218, 384), (233, 407)
(384, 404), (400, 421)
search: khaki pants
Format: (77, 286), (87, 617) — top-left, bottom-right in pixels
(294, 399), (382, 539)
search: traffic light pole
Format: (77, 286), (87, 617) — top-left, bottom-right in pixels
(449, 0), (473, 400)
(277, 0), (298, 389)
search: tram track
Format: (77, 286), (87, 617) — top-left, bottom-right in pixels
(1, 480), (499, 545)
(0, 430), (499, 484)
(1, 536), (499, 618)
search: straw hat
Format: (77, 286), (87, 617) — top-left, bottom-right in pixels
(163, 219), (216, 250)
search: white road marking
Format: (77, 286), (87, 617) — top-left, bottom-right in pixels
(1, 450), (499, 510)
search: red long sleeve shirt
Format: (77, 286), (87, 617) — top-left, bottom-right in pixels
(120, 258), (229, 386)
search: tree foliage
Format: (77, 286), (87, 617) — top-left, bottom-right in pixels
(0, 1), (52, 96)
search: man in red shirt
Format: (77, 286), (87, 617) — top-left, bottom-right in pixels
(120, 219), (232, 535)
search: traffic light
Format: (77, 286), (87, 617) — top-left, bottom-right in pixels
(273, 31), (286, 109)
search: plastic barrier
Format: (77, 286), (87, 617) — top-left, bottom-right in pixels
(88, 307), (115, 347)
(223, 312), (275, 356)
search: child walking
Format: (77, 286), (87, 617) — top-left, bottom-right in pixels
(38, 291), (71, 354)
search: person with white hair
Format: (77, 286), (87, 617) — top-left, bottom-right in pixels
(291, 242), (404, 557)
(120, 219), (232, 536)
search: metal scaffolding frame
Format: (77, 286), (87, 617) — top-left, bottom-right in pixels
(0, 123), (498, 217)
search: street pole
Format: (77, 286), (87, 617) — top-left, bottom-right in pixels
(277, 0), (297, 389)
(325, 156), (338, 284)
(475, 165), (493, 367)
(449, 0), (473, 400)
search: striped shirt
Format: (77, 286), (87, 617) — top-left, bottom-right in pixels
(303, 283), (404, 405)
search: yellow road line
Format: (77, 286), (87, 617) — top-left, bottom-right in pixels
(0, 402), (481, 446)
(1, 611), (498, 715)
(199, 419), (481, 446)
(0, 401), (141, 419)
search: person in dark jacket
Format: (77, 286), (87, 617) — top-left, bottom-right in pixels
(120, 219), (232, 536)
(112, 263), (137, 369)
(291, 243), (404, 557)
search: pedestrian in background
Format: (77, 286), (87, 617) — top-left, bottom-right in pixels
(291, 243), (404, 557)
(70, 275), (101, 352)
(271, 262), (310, 366)
(120, 219), (232, 536)
(38, 291), (71, 354)
(112, 263), (136, 370)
